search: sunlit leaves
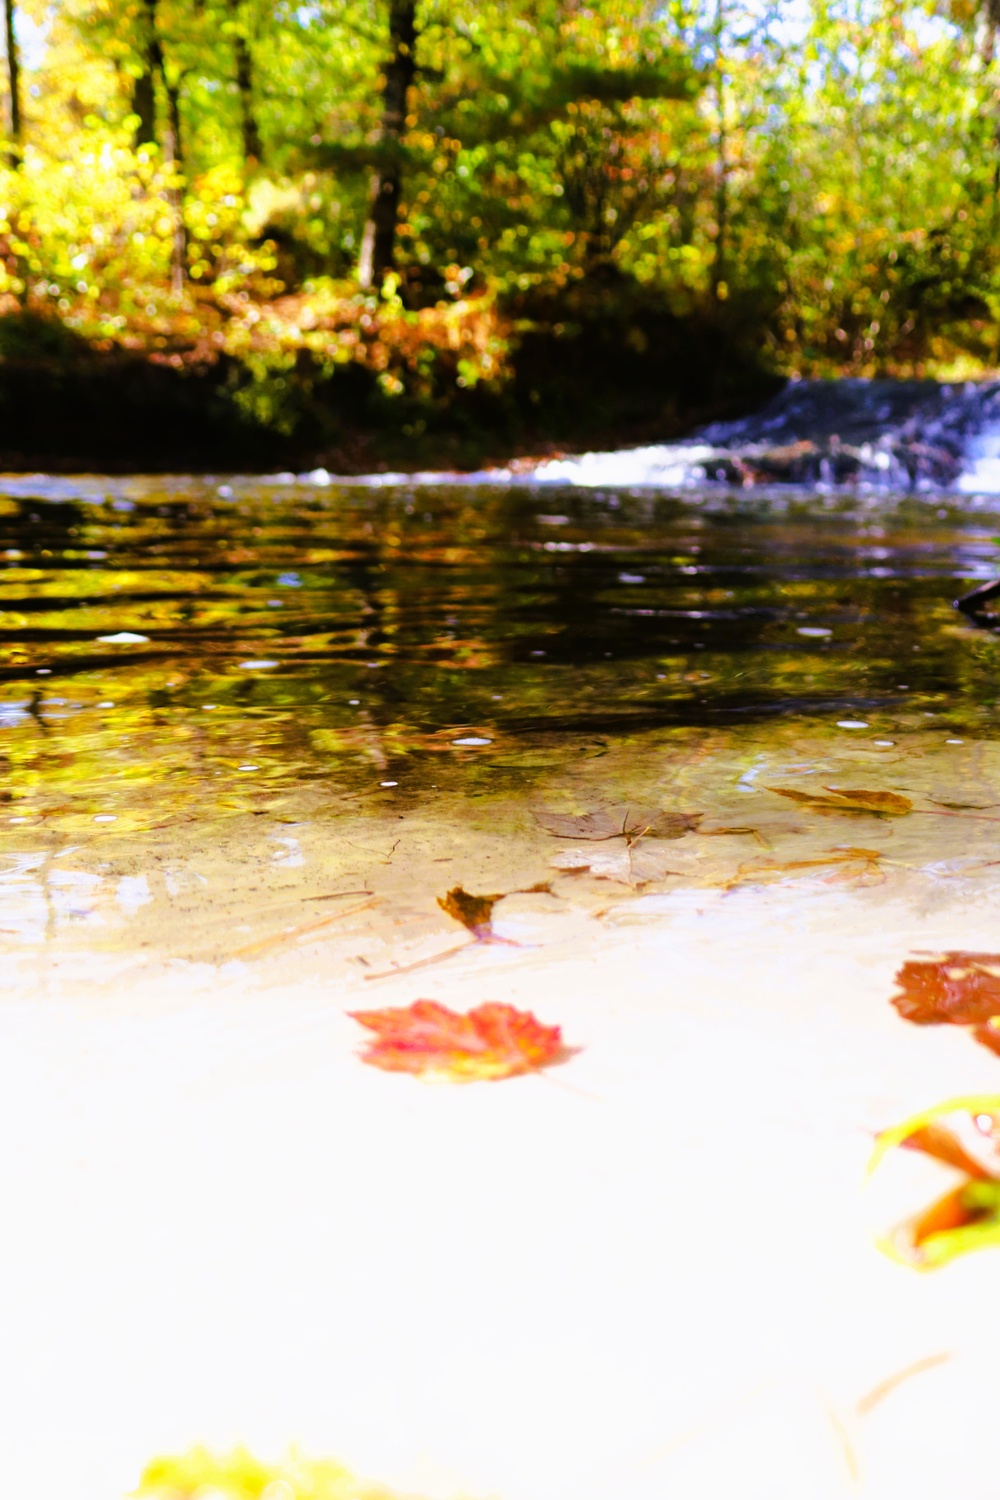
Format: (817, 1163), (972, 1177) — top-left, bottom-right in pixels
(5, 0), (997, 386)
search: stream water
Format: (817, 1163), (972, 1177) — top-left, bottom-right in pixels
(3, 458), (1000, 969)
(9, 387), (1000, 1500)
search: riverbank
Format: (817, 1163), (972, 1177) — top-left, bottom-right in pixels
(0, 289), (779, 474)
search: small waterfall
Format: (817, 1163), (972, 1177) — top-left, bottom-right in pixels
(406, 377), (1000, 493)
(957, 424), (1000, 493)
(514, 378), (1000, 493)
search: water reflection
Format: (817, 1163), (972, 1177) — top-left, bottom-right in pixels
(3, 477), (1000, 959)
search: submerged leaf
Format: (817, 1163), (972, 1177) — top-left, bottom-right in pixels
(823, 787), (912, 813)
(536, 804), (701, 843)
(436, 881), (551, 940)
(348, 999), (569, 1081)
(536, 807), (629, 840)
(437, 886), (500, 939)
(630, 809), (703, 841)
(766, 785), (912, 815)
(730, 845), (883, 886)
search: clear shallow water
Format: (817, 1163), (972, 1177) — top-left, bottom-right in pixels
(5, 473), (1000, 963)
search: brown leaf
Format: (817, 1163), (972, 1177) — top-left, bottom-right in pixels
(823, 787), (913, 813)
(437, 886), (500, 939)
(929, 799), (999, 811)
(729, 845), (883, 886)
(536, 804), (701, 843)
(629, 809), (703, 841)
(766, 785), (912, 815)
(349, 1000), (570, 1081)
(536, 806), (635, 841)
(437, 882), (550, 940)
(891, 952), (1000, 1027)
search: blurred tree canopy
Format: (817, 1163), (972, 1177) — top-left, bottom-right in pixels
(0, 0), (999, 457)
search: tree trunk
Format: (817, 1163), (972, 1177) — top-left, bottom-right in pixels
(162, 70), (187, 294)
(357, 0), (417, 289)
(2, 0), (21, 168)
(710, 0), (727, 300)
(141, 0), (187, 294)
(132, 0), (159, 148)
(131, 66), (156, 148)
(229, 1), (262, 164)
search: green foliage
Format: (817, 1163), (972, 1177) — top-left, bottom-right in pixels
(3, 0), (1000, 442)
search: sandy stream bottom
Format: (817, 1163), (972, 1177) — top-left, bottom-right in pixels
(4, 742), (1000, 1499)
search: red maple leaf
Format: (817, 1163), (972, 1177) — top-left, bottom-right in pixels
(348, 999), (569, 1081)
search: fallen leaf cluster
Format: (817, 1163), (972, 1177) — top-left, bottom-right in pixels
(349, 999), (568, 1081)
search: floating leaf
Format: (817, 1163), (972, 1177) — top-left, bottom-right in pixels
(766, 785), (912, 815)
(349, 1000), (569, 1081)
(891, 951), (1000, 1028)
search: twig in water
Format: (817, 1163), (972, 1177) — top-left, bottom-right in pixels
(230, 898), (378, 958)
(363, 937), (476, 981)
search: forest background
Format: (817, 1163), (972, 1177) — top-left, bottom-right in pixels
(1, 0), (998, 469)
